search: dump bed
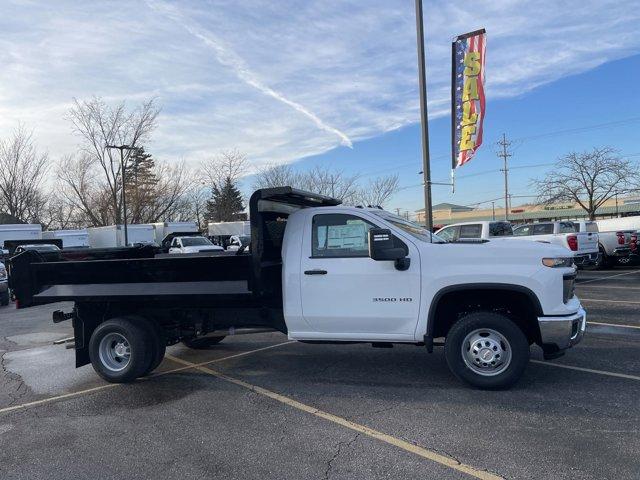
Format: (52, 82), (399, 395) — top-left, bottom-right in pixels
(11, 250), (253, 308)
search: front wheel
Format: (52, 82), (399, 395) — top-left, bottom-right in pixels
(445, 312), (529, 390)
(0, 290), (9, 306)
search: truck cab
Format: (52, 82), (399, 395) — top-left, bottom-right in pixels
(10, 187), (586, 390)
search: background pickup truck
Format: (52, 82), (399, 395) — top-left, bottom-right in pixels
(168, 235), (224, 254)
(10, 187), (586, 390)
(573, 220), (632, 268)
(512, 221), (599, 267)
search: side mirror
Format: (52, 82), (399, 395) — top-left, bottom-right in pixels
(368, 229), (410, 271)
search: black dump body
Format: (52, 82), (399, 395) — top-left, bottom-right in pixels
(10, 187), (341, 313)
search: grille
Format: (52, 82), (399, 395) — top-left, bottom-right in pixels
(563, 274), (576, 303)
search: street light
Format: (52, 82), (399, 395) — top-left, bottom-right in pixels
(105, 144), (137, 246)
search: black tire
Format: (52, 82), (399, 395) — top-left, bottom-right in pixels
(182, 335), (226, 349)
(128, 316), (166, 377)
(88, 318), (153, 383)
(595, 246), (612, 270)
(0, 290), (9, 306)
(444, 311), (530, 390)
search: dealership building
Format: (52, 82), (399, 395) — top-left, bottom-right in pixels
(415, 196), (640, 228)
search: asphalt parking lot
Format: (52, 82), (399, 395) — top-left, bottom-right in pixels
(1, 267), (639, 480)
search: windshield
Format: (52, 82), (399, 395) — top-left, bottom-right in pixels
(238, 235), (250, 245)
(370, 211), (445, 243)
(181, 237), (212, 246)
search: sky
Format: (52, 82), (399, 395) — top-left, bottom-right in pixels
(1, 0), (639, 217)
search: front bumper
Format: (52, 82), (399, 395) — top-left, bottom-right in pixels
(538, 306), (586, 352)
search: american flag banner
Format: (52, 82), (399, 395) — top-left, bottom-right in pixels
(452, 29), (486, 169)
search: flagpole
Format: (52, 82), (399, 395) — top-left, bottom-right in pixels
(415, 0), (433, 232)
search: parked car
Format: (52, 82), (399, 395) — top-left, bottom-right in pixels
(572, 220), (632, 268)
(168, 236), (224, 254)
(10, 187), (586, 390)
(435, 221), (513, 242)
(0, 262), (9, 306)
(512, 221), (599, 267)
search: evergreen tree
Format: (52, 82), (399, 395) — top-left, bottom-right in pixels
(124, 146), (158, 222)
(205, 176), (245, 222)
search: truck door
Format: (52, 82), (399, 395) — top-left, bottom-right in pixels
(300, 213), (421, 337)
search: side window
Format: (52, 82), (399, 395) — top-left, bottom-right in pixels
(436, 226), (456, 242)
(489, 222), (513, 237)
(459, 224), (482, 239)
(513, 225), (531, 236)
(532, 224), (554, 235)
(312, 214), (376, 258)
(559, 222), (577, 233)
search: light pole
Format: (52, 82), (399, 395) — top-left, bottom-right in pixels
(415, 0), (433, 232)
(105, 144), (136, 246)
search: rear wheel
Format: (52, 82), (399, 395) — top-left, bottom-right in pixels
(128, 317), (166, 377)
(89, 318), (152, 383)
(182, 335), (226, 349)
(445, 311), (529, 390)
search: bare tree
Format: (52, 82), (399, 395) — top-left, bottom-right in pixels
(65, 97), (160, 224)
(532, 147), (637, 219)
(200, 149), (247, 191)
(0, 126), (49, 222)
(252, 163), (360, 204)
(252, 163), (303, 190)
(355, 175), (400, 207)
(253, 163), (401, 206)
(181, 185), (209, 230)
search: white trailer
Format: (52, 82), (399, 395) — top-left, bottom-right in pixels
(207, 221), (250, 237)
(151, 221), (199, 245)
(87, 224), (156, 248)
(0, 224), (42, 249)
(42, 229), (90, 248)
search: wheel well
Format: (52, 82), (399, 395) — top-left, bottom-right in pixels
(429, 288), (541, 344)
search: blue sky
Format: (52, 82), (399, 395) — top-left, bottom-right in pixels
(1, 0), (639, 216)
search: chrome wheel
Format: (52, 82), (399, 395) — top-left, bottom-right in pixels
(461, 328), (512, 376)
(98, 333), (131, 372)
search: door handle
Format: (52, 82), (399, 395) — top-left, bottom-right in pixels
(304, 269), (327, 275)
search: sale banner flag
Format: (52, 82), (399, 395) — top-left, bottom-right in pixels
(452, 29), (486, 169)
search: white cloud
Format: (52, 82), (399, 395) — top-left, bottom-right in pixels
(0, 0), (638, 168)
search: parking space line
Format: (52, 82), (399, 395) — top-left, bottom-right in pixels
(577, 285), (640, 290)
(577, 270), (640, 284)
(165, 354), (502, 480)
(588, 321), (640, 330)
(531, 360), (640, 382)
(0, 341), (294, 416)
(581, 298), (640, 305)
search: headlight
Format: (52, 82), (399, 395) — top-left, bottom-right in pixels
(0, 269), (7, 280)
(542, 257), (574, 268)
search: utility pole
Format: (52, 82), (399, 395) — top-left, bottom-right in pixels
(415, 0), (433, 231)
(491, 201), (495, 221)
(497, 133), (512, 221)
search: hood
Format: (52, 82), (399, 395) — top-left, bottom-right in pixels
(420, 238), (570, 268)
